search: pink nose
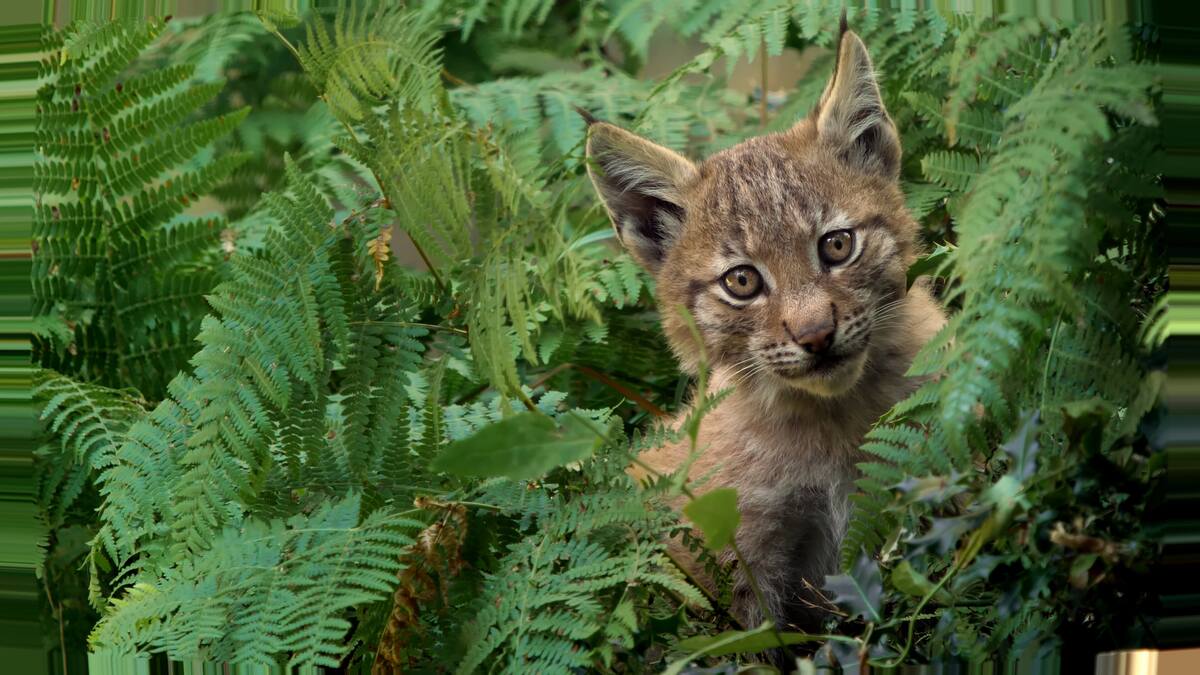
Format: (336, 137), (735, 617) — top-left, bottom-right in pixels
(794, 324), (834, 354)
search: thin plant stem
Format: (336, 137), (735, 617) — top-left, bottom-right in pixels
(531, 362), (666, 418)
(348, 320), (467, 334)
(44, 578), (67, 675)
(872, 555), (965, 668)
(759, 38), (769, 128)
(448, 500), (504, 512)
(1040, 311), (1064, 413)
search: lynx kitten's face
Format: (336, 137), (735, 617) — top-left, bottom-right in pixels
(586, 29), (916, 399)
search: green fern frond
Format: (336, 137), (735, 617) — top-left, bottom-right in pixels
(95, 158), (347, 567)
(293, 2), (441, 121)
(35, 371), (145, 526)
(456, 476), (705, 673)
(931, 22), (1155, 452)
(34, 20), (248, 398)
(848, 19), (1160, 578)
(920, 150), (981, 192)
(91, 494), (422, 667)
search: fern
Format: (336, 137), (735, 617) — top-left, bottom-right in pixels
(830, 18), (1163, 663)
(933, 21), (1155, 451)
(34, 19), (249, 398)
(34, 371), (146, 527)
(33, 7), (1164, 671)
(456, 460), (707, 673)
(91, 494), (422, 668)
(293, 2), (441, 121)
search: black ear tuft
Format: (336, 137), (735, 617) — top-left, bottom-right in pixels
(573, 105), (599, 126)
(813, 29), (902, 179)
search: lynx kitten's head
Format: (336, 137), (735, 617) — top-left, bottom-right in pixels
(585, 27), (916, 399)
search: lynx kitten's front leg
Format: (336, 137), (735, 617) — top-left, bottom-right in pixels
(730, 487), (845, 633)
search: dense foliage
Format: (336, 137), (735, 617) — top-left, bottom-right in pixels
(33, 4), (1164, 672)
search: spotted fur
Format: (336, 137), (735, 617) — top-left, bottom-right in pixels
(585, 26), (945, 644)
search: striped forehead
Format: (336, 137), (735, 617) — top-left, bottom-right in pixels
(697, 142), (833, 253)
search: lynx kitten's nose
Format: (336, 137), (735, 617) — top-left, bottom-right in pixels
(794, 324), (834, 354)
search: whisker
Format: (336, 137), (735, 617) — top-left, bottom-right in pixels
(723, 355), (758, 377)
(730, 358), (763, 383)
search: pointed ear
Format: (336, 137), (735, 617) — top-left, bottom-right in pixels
(585, 122), (697, 271)
(813, 29), (901, 179)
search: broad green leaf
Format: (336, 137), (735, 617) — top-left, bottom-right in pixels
(909, 515), (975, 555)
(890, 560), (951, 604)
(1000, 411), (1040, 480)
(984, 475), (1022, 515)
(432, 411), (603, 479)
(683, 487), (740, 551)
(1069, 553), (1099, 589)
(823, 553), (883, 623)
(665, 622), (823, 673)
(894, 473), (967, 504)
(890, 560), (935, 598)
(951, 553), (1006, 593)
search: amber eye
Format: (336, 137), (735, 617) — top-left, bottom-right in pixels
(721, 265), (763, 299)
(818, 229), (855, 266)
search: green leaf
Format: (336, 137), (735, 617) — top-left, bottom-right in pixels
(907, 242), (955, 289)
(894, 473), (967, 505)
(1069, 553), (1099, 589)
(909, 513), (981, 557)
(564, 228), (617, 254)
(683, 487), (740, 551)
(431, 411), (603, 479)
(1000, 411), (1041, 480)
(890, 560), (951, 604)
(666, 622), (822, 673)
(984, 475), (1022, 511)
(952, 554), (1006, 593)
(890, 560), (935, 598)
(823, 553), (883, 623)
(1061, 399), (1114, 454)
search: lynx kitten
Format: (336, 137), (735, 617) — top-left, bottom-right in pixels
(583, 23), (945, 636)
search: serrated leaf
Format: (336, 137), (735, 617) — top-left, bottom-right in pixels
(683, 487), (740, 551)
(909, 515), (978, 556)
(951, 553), (1007, 593)
(1000, 410), (1040, 480)
(823, 553), (883, 623)
(431, 411), (603, 479)
(890, 560), (951, 604)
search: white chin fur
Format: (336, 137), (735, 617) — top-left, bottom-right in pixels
(780, 351), (868, 398)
